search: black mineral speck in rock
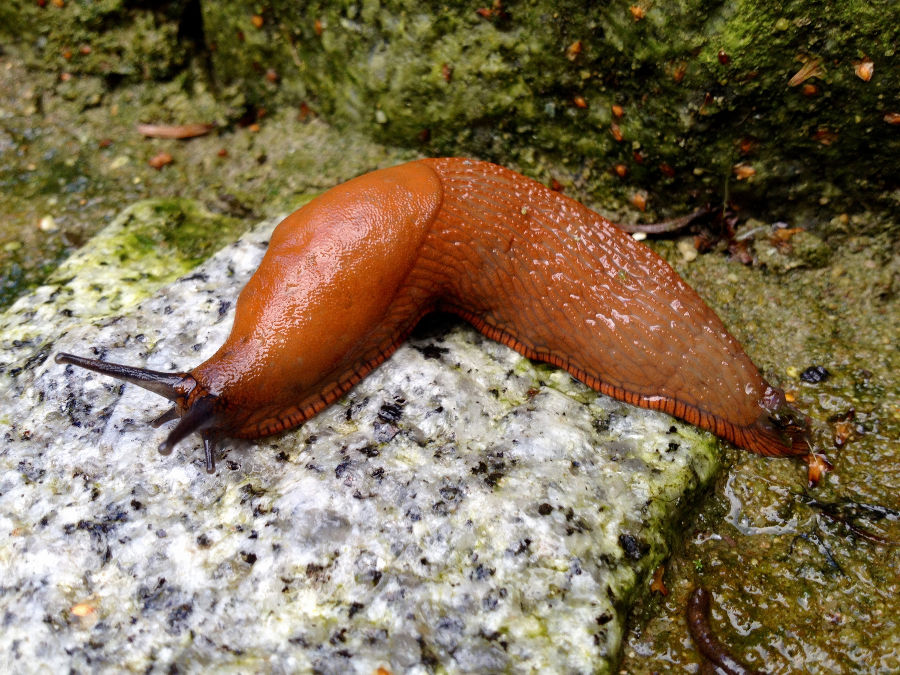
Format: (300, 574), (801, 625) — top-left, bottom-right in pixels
(618, 533), (647, 560)
(377, 401), (404, 423)
(358, 445), (380, 458)
(417, 344), (449, 359)
(800, 365), (830, 383)
(335, 459), (352, 478)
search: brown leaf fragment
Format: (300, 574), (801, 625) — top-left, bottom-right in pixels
(148, 151), (173, 170)
(137, 123), (213, 140)
(650, 565), (668, 595)
(788, 57), (823, 86)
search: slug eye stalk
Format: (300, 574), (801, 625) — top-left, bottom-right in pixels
(55, 352), (222, 473)
(54, 352), (187, 400)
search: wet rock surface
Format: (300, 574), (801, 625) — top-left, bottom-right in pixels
(0, 212), (719, 673)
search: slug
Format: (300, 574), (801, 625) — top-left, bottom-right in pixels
(687, 587), (764, 675)
(55, 158), (816, 476)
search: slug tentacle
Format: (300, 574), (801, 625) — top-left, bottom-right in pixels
(156, 394), (219, 456)
(202, 434), (218, 474)
(150, 405), (181, 428)
(55, 351), (221, 468)
(155, 394), (221, 473)
(55, 352), (189, 401)
(56, 157), (820, 479)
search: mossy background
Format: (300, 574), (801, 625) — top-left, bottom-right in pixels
(1, 1), (897, 673)
(222, 0), (899, 217)
(8, 0), (897, 218)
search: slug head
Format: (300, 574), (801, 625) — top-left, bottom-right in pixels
(55, 352), (226, 473)
(760, 385), (811, 446)
(755, 385), (830, 485)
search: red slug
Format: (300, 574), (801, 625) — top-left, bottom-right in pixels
(56, 158), (818, 478)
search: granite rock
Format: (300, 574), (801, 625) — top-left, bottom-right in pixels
(0, 208), (719, 673)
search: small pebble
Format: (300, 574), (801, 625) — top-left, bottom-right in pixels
(800, 365), (830, 383)
(677, 239), (698, 262)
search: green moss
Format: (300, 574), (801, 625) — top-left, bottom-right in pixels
(0, 248), (68, 312)
(41, 198), (247, 320)
(752, 230), (833, 271)
(5, 0), (897, 222)
(197, 0), (899, 219)
(1, 0), (194, 81)
(0, 47), (418, 312)
(120, 199), (245, 266)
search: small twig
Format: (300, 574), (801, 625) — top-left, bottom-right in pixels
(687, 587), (764, 675)
(617, 206), (713, 234)
(734, 226), (768, 242)
(804, 497), (899, 546)
(789, 532), (844, 573)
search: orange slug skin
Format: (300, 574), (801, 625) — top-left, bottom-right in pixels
(197, 157), (807, 457)
(57, 158), (813, 472)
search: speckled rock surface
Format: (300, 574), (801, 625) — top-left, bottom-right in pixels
(0, 210), (720, 673)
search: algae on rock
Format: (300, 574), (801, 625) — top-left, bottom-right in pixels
(201, 0), (900, 218)
(6, 1), (897, 221)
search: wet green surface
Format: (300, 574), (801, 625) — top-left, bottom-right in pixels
(620, 229), (899, 673)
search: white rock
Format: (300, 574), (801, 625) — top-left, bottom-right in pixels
(0, 206), (719, 673)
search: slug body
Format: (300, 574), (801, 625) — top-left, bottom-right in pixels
(57, 158), (812, 473)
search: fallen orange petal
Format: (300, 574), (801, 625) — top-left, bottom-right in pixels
(733, 163), (756, 180)
(631, 192), (647, 211)
(610, 122), (624, 141)
(804, 453), (832, 487)
(566, 40), (582, 61)
(854, 59), (874, 82)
